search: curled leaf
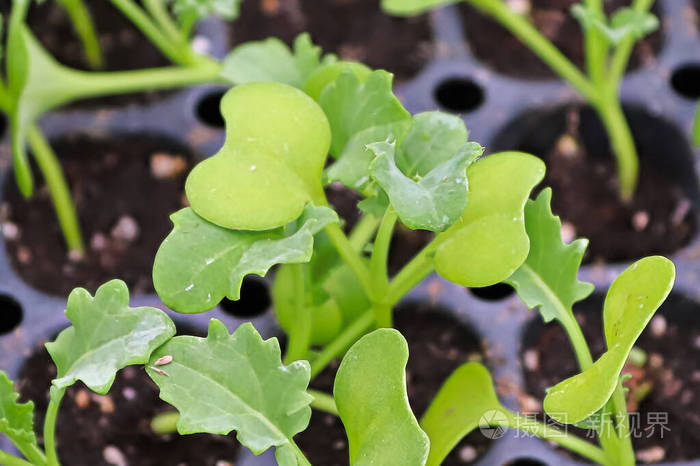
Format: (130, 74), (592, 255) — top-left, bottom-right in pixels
(46, 280), (176, 393)
(147, 320), (311, 463)
(154, 205), (338, 314)
(185, 82), (331, 230)
(334, 329), (429, 465)
(543, 256), (675, 424)
(434, 152), (545, 287)
(368, 140), (481, 232)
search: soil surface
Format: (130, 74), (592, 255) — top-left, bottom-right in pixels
(460, 0), (663, 79)
(17, 345), (239, 466)
(521, 296), (700, 462)
(296, 304), (492, 465)
(22, 0), (172, 106)
(2, 133), (192, 297)
(229, 0), (434, 81)
(500, 105), (696, 263)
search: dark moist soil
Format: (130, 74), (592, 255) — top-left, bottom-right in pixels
(229, 0), (434, 81)
(522, 107), (695, 263)
(17, 345), (239, 466)
(22, 0), (171, 107)
(460, 0), (663, 79)
(1, 133), (192, 297)
(521, 299), (700, 463)
(296, 305), (492, 465)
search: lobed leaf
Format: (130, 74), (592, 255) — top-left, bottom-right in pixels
(320, 70), (411, 158)
(221, 33), (330, 88)
(543, 256), (675, 424)
(505, 188), (594, 323)
(303, 60), (370, 102)
(46, 280), (176, 393)
(434, 152), (545, 287)
(334, 329), (429, 466)
(420, 363), (504, 466)
(0, 371), (37, 451)
(146, 320), (312, 464)
(154, 205), (337, 314)
(368, 140), (481, 232)
(380, 0), (455, 16)
(185, 82), (331, 231)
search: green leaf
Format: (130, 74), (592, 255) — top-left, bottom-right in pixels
(571, 5), (658, 46)
(320, 70), (411, 158)
(146, 320), (312, 464)
(334, 329), (429, 466)
(154, 205), (337, 314)
(380, 0), (455, 16)
(420, 363), (505, 466)
(505, 188), (594, 323)
(0, 371), (38, 451)
(303, 60), (370, 102)
(221, 33), (330, 88)
(172, 0), (241, 22)
(325, 121), (412, 192)
(368, 141), (481, 232)
(543, 256), (675, 424)
(434, 152), (545, 287)
(45, 280), (176, 394)
(185, 82), (331, 231)
(396, 111), (469, 177)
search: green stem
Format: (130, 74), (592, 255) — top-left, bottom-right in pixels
(504, 413), (612, 466)
(178, 10), (198, 39)
(283, 264), (311, 364)
(348, 214), (381, 252)
(150, 411), (179, 435)
(558, 314), (593, 370)
(108, 0), (189, 65)
(464, 0), (597, 102)
(610, 383), (635, 465)
(323, 223), (374, 300)
(310, 311), (374, 379)
(143, 0), (185, 46)
(26, 126), (84, 255)
(290, 441), (311, 466)
(608, 0), (655, 87)
(67, 61), (222, 101)
(308, 389), (338, 416)
(0, 451), (35, 466)
(369, 210), (397, 328)
(593, 88), (638, 201)
(57, 0), (103, 69)
(582, 0), (608, 85)
(44, 387), (65, 466)
(386, 242), (435, 307)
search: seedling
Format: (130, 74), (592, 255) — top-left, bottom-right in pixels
(53, 0), (104, 69)
(381, 0), (659, 202)
(1, 33), (677, 466)
(2, 0), (228, 254)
